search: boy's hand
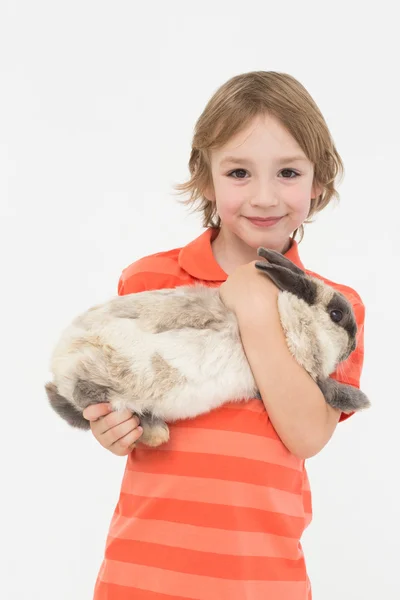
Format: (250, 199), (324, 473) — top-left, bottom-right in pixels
(82, 403), (143, 456)
(219, 260), (278, 315)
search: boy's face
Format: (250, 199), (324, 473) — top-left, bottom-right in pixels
(207, 113), (322, 253)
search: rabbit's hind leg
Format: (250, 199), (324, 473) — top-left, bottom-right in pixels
(139, 414), (170, 447)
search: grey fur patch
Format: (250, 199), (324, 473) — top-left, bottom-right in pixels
(317, 378), (370, 412)
(125, 288), (228, 333)
(75, 337), (134, 384)
(72, 379), (110, 410)
(45, 382), (90, 429)
(151, 353), (183, 395)
(109, 299), (139, 319)
(153, 302), (225, 333)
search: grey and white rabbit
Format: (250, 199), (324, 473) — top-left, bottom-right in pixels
(45, 248), (370, 447)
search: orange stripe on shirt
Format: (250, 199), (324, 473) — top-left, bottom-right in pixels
(117, 494), (306, 538)
(172, 403), (280, 438)
(108, 514), (305, 559)
(105, 538), (306, 580)
(153, 426), (302, 469)
(127, 449), (304, 493)
(97, 560), (310, 600)
(121, 471), (307, 517)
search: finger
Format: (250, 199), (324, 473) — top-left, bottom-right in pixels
(83, 403), (112, 421)
(110, 426), (143, 455)
(100, 416), (142, 448)
(94, 410), (139, 436)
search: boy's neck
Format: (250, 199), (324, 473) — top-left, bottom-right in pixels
(211, 227), (292, 275)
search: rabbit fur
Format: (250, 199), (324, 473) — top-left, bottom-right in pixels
(45, 248), (370, 447)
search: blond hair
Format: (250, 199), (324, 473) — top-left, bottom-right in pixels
(174, 71), (344, 242)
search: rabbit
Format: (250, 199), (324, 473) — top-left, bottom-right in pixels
(45, 247), (370, 447)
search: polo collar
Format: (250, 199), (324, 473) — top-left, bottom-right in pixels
(178, 227), (305, 282)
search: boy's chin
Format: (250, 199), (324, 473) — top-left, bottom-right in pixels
(240, 231), (292, 253)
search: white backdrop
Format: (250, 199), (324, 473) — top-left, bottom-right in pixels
(1, 1), (399, 599)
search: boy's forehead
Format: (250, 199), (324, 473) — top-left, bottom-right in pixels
(211, 114), (310, 165)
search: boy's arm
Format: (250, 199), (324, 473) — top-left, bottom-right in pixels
(219, 262), (343, 460)
(236, 299), (341, 459)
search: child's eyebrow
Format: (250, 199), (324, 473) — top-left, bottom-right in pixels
(220, 155), (309, 167)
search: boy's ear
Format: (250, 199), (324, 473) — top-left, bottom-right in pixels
(255, 261), (318, 305)
(311, 181), (323, 199)
(204, 184), (216, 203)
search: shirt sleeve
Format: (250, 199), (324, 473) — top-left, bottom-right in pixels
(118, 272), (147, 296)
(329, 299), (366, 422)
(118, 268), (183, 296)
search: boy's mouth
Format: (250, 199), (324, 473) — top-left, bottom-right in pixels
(245, 216), (284, 227)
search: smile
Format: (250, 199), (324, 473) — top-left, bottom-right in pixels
(245, 216), (284, 228)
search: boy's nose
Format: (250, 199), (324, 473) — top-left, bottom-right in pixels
(249, 190), (279, 208)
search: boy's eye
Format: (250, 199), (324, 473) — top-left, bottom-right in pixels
(279, 169), (299, 178)
(228, 169), (248, 179)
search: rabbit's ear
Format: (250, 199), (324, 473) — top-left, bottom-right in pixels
(255, 261), (318, 305)
(257, 247), (305, 276)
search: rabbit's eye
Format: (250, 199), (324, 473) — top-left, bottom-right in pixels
(330, 309), (343, 323)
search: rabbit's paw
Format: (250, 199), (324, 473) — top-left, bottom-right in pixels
(317, 378), (371, 413)
(139, 415), (170, 447)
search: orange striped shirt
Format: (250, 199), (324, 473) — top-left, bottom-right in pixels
(93, 228), (365, 600)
